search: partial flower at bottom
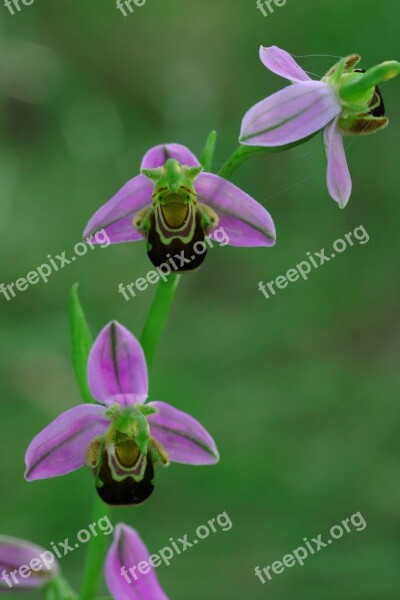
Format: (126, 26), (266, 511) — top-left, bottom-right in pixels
(25, 321), (219, 506)
(105, 524), (168, 600)
(0, 535), (59, 591)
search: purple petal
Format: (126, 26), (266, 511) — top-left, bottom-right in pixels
(0, 536), (59, 590)
(88, 322), (148, 405)
(323, 117), (352, 208)
(148, 401), (219, 465)
(259, 46), (311, 82)
(105, 524), (169, 600)
(196, 172), (275, 247)
(141, 143), (200, 169)
(25, 405), (108, 481)
(83, 174), (152, 244)
(240, 81), (341, 146)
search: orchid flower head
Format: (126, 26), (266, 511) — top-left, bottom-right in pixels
(25, 321), (219, 506)
(240, 46), (400, 207)
(83, 143), (276, 271)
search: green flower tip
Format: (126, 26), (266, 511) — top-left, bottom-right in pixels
(138, 404), (158, 417)
(105, 405), (150, 454)
(141, 158), (203, 197)
(338, 59), (400, 104)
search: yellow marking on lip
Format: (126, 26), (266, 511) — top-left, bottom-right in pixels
(161, 202), (189, 228)
(115, 440), (140, 468)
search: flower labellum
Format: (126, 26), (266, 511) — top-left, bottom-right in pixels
(137, 158), (217, 271)
(86, 403), (168, 506)
(83, 143), (276, 271)
(25, 321), (219, 506)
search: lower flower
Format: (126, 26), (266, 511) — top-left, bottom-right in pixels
(85, 407), (169, 506)
(25, 322), (219, 506)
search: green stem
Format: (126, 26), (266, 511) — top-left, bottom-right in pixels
(218, 134), (318, 179)
(79, 497), (111, 600)
(140, 274), (181, 370)
(199, 130), (217, 172)
(46, 576), (76, 600)
(218, 145), (272, 178)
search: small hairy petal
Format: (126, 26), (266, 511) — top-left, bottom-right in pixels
(25, 404), (108, 481)
(83, 174), (152, 244)
(0, 536), (59, 590)
(240, 81), (341, 146)
(338, 115), (388, 136)
(105, 524), (169, 600)
(88, 322), (148, 405)
(325, 54), (361, 78)
(259, 46), (311, 82)
(195, 172), (276, 247)
(141, 143), (200, 169)
(323, 117), (352, 208)
(148, 401), (219, 465)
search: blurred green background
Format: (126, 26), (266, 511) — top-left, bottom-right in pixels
(1, 0), (400, 598)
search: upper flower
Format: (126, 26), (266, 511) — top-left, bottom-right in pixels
(105, 523), (168, 600)
(25, 321), (219, 506)
(0, 535), (59, 592)
(83, 143), (276, 271)
(240, 46), (400, 207)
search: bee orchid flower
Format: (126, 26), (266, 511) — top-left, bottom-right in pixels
(83, 143), (276, 271)
(105, 524), (168, 600)
(240, 46), (400, 207)
(25, 321), (219, 506)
